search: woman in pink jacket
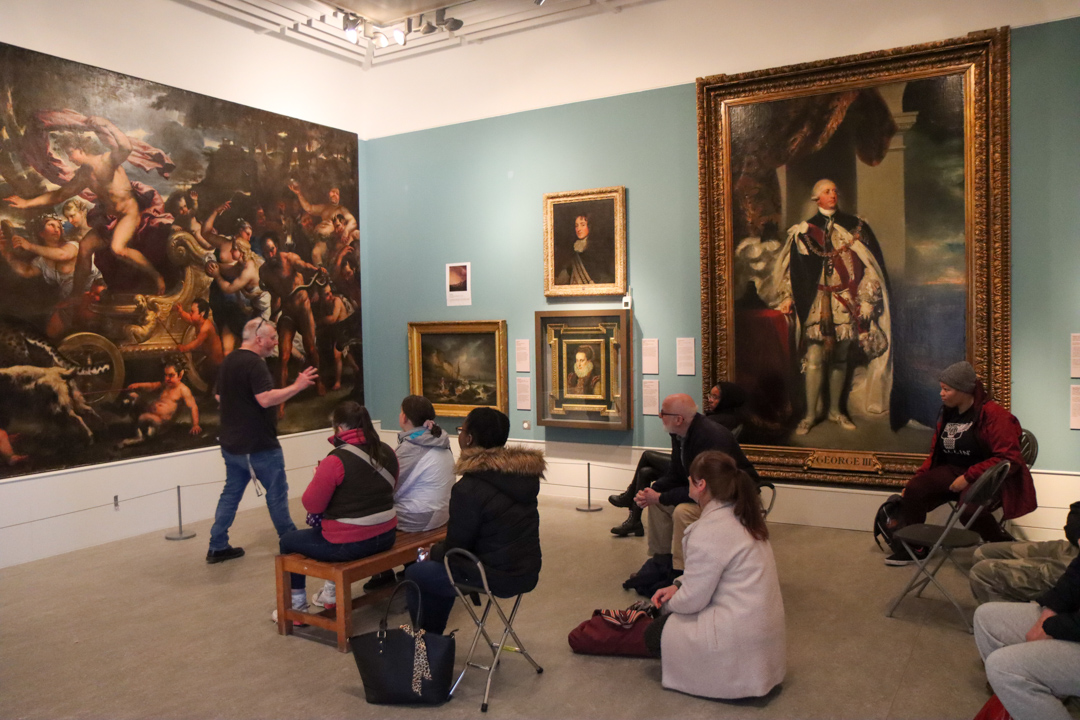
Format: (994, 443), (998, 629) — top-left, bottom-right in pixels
(277, 401), (398, 614)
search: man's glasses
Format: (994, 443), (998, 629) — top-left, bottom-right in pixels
(658, 410), (679, 418)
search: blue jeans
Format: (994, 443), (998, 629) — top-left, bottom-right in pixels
(279, 527), (396, 590)
(404, 560), (460, 635)
(209, 447), (296, 551)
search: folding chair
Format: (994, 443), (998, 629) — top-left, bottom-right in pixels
(1019, 428), (1038, 468)
(443, 548), (543, 712)
(885, 461), (1012, 632)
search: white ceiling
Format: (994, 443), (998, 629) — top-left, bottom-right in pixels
(173, 0), (662, 68)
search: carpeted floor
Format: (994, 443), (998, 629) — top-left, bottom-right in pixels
(0, 494), (992, 719)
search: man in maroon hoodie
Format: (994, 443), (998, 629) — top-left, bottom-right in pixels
(885, 361), (1037, 566)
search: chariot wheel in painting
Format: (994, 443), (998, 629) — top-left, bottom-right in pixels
(58, 332), (126, 405)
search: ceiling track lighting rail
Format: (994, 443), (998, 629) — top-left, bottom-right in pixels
(173, 0), (657, 68)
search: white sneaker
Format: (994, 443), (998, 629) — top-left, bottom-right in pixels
(312, 584), (337, 609)
(271, 602), (310, 625)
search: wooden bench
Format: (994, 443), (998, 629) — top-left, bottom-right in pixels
(275, 526), (447, 652)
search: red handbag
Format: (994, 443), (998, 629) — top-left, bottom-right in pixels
(567, 609), (654, 657)
(973, 694), (1012, 720)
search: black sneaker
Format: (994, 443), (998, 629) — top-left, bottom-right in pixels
(363, 570), (396, 592)
(206, 546), (245, 564)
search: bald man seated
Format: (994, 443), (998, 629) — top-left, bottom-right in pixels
(633, 393), (760, 575)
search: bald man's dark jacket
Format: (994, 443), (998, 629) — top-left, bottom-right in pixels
(650, 413), (759, 506)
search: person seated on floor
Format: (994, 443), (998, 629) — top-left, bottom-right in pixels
(275, 401), (398, 617)
(608, 386), (755, 538)
(616, 394), (759, 580)
(363, 395), (455, 591)
(646, 450), (785, 699)
(403, 407), (544, 635)
(975, 552), (1080, 720)
(884, 361), (1037, 566)
(970, 501), (1080, 605)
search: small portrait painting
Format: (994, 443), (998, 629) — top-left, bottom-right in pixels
(544, 187), (626, 297)
(565, 342), (604, 398)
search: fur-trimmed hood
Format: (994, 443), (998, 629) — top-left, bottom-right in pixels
(455, 445), (545, 505)
(455, 445), (546, 477)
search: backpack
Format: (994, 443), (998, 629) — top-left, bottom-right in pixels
(622, 554), (676, 598)
(873, 494), (904, 552)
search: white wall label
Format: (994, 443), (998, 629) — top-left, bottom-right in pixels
(516, 377), (532, 411)
(676, 337), (695, 376)
(642, 379), (659, 416)
(1071, 334), (1080, 378)
(641, 338), (659, 375)
(515, 339), (530, 372)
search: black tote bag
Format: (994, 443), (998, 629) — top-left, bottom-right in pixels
(348, 579), (456, 705)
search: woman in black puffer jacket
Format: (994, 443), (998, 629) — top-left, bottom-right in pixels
(404, 407), (544, 634)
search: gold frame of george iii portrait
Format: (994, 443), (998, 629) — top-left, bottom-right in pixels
(697, 29), (1011, 488)
(407, 320), (509, 418)
(543, 186), (627, 297)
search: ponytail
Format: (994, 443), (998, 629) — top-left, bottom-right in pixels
(401, 395), (442, 437)
(688, 450), (768, 541)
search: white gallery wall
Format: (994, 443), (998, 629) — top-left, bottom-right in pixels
(1, 0), (1078, 567)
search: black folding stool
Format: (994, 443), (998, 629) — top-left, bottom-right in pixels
(885, 460), (1012, 632)
(442, 548), (543, 712)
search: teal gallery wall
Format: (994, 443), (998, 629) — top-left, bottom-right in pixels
(362, 16), (1080, 470)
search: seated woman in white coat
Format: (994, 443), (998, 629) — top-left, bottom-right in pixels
(646, 450), (786, 699)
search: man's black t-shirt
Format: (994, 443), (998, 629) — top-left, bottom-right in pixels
(938, 405), (984, 469)
(216, 349), (278, 455)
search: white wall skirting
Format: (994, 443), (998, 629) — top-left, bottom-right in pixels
(2, 428), (1072, 569)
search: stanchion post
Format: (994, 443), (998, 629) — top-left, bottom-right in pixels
(165, 485), (196, 541)
(576, 462), (602, 513)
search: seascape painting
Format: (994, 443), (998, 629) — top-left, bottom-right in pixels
(407, 320), (508, 417)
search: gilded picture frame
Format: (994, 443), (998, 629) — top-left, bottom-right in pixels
(535, 309), (633, 430)
(543, 186), (627, 297)
(698, 29), (1011, 487)
(407, 320), (508, 418)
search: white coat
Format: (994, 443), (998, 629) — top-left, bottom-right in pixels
(659, 499), (786, 699)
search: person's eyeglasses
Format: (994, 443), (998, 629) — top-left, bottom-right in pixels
(658, 411), (679, 418)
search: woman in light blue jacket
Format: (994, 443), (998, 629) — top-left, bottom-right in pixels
(394, 395), (455, 532)
(363, 395), (455, 590)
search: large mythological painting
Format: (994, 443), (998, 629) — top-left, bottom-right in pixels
(698, 30), (1010, 487)
(0, 42), (361, 479)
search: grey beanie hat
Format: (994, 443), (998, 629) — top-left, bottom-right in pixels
(939, 361), (977, 394)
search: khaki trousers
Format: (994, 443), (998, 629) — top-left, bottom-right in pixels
(646, 502), (702, 570)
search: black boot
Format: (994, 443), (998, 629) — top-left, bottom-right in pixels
(611, 507), (644, 537)
(608, 481), (636, 508)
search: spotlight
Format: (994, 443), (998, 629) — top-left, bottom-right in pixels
(342, 13), (361, 43)
(435, 9), (464, 33)
(420, 18), (437, 34)
(534, 0), (545, 5)
(392, 27), (406, 45)
(373, 31), (389, 47)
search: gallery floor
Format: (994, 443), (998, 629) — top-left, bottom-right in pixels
(1, 493), (1001, 719)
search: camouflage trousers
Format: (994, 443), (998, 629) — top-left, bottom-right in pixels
(969, 540), (1078, 605)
